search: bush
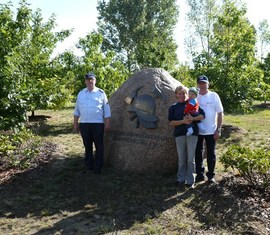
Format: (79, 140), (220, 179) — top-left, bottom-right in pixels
(220, 145), (270, 189)
(0, 128), (57, 171)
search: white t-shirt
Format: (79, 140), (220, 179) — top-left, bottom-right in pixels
(197, 90), (223, 135)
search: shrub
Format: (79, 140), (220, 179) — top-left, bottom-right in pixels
(220, 145), (270, 189)
(0, 129), (57, 171)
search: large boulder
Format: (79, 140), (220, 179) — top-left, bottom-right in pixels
(104, 68), (182, 173)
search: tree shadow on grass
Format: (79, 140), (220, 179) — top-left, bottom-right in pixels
(0, 156), (194, 234)
(27, 121), (73, 136)
(27, 114), (73, 137)
(37, 123), (73, 136)
(1, 157), (268, 234)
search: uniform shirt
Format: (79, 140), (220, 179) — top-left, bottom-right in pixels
(168, 101), (205, 137)
(73, 87), (111, 123)
(197, 90), (223, 135)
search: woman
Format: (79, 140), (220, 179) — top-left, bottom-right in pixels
(168, 85), (205, 188)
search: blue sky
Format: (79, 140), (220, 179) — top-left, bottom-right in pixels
(3, 0), (270, 62)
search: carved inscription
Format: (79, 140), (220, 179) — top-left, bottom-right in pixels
(110, 130), (174, 148)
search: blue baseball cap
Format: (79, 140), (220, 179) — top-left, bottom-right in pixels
(85, 73), (96, 79)
(197, 75), (209, 83)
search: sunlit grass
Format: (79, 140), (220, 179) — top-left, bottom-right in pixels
(212, 106), (270, 173)
(29, 105), (270, 175)
(28, 106), (84, 158)
(224, 108), (270, 133)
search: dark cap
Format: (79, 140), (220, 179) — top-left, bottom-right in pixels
(85, 72), (96, 79)
(197, 75), (209, 83)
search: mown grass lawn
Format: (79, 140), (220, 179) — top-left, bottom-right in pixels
(0, 104), (269, 234)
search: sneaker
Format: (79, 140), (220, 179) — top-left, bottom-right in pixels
(208, 178), (216, 184)
(175, 181), (185, 187)
(185, 183), (195, 189)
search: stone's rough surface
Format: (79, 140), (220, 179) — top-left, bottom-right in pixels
(104, 68), (182, 173)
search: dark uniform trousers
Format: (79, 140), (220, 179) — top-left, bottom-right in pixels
(79, 123), (104, 170)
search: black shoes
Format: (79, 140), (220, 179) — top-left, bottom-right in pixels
(94, 168), (101, 174)
(195, 176), (217, 184)
(195, 176), (205, 183)
(86, 166), (101, 174)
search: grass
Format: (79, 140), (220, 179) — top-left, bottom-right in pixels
(0, 104), (270, 234)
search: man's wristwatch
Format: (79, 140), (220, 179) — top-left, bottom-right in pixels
(216, 128), (222, 133)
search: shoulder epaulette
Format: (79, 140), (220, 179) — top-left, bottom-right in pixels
(98, 89), (104, 93)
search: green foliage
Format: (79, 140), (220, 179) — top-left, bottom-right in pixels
(0, 83), (28, 130)
(74, 32), (129, 98)
(220, 145), (270, 189)
(257, 52), (270, 103)
(190, 0), (261, 113)
(185, 0), (218, 63)
(0, 0), (73, 129)
(0, 128), (57, 171)
(257, 20), (270, 62)
(171, 64), (194, 87)
(97, 0), (179, 73)
(0, 129), (40, 170)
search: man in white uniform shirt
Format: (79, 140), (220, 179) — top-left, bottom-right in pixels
(195, 75), (223, 184)
(73, 73), (111, 174)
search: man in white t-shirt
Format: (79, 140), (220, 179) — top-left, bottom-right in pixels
(195, 75), (224, 184)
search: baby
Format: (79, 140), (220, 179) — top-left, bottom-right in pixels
(184, 87), (206, 136)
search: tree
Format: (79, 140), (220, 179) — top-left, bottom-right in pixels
(256, 20), (270, 62)
(74, 32), (129, 98)
(206, 0), (260, 112)
(257, 52), (270, 103)
(97, 0), (179, 73)
(186, 0), (263, 112)
(171, 63), (194, 86)
(0, 0), (72, 129)
(185, 0), (219, 66)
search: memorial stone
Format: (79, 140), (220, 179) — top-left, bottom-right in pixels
(104, 68), (182, 173)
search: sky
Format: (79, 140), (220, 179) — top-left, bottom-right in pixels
(2, 0), (270, 63)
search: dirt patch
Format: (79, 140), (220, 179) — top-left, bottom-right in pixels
(220, 124), (247, 139)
